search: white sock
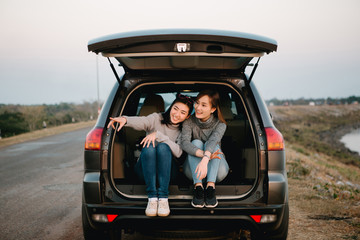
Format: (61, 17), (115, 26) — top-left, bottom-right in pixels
(148, 197), (158, 202)
(159, 198), (168, 202)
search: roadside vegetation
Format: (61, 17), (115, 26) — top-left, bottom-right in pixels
(0, 101), (100, 138)
(270, 104), (360, 167)
(269, 104), (360, 239)
(267, 95), (360, 106)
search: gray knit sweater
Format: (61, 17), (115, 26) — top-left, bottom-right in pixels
(124, 113), (182, 158)
(180, 114), (227, 156)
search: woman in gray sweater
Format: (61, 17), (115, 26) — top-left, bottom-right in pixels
(181, 89), (229, 208)
(108, 95), (193, 217)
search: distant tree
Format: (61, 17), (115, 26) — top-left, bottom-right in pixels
(20, 105), (47, 131)
(0, 100), (100, 138)
(0, 111), (29, 137)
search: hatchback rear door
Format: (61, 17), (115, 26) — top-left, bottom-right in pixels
(88, 29), (277, 72)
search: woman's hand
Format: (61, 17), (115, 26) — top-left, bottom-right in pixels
(107, 117), (127, 132)
(195, 158), (209, 180)
(140, 132), (157, 148)
(210, 149), (223, 160)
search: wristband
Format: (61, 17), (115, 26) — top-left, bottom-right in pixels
(203, 155), (210, 160)
(204, 153), (211, 159)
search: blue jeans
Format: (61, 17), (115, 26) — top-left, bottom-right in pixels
(183, 139), (229, 184)
(134, 143), (175, 198)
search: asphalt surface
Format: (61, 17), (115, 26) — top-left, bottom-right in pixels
(0, 127), (232, 240)
(0, 127), (160, 240)
(0, 127), (90, 240)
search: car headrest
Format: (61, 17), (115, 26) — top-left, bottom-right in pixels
(220, 94), (233, 120)
(139, 94), (165, 116)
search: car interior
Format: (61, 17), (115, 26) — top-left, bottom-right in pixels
(109, 82), (257, 197)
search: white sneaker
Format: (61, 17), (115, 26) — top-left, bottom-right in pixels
(157, 198), (170, 217)
(145, 198), (158, 217)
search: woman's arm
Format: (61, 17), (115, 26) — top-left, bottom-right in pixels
(108, 113), (159, 132)
(204, 122), (227, 153)
(123, 113), (158, 132)
(180, 118), (200, 156)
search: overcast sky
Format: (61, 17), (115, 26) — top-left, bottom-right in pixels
(1, 0), (359, 105)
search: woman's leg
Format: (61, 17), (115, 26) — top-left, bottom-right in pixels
(216, 154), (230, 183)
(206, 144), (229, 184)
(183, 139), (204, 185)
(139, 145), (158, 198)
(156, 143), (172, 198)
(184, 140), (205, 208)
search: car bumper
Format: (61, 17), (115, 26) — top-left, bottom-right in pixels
(83, 202), (288, 237)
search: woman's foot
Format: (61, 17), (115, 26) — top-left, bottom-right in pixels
(145, 198), (158, 216)
(157, 198), (170, 217)
(191, 185), (205, 208)
(205, 186), (218, 208)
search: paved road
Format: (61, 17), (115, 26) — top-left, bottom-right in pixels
(0, 128), (231, 240)
(0, 127), (90, 240)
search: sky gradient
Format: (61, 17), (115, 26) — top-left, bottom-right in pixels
(1, 0), (359, 105)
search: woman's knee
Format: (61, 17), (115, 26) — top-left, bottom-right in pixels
(156, 142), (171, 152)
(141, 144), (156, 157)
(192, 139), (204, 149)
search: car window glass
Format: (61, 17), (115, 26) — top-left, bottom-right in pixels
(127, 87), (243, 119)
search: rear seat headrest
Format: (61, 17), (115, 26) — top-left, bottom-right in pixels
(139, 94), (165, 116)
(220, 94), (233, 120)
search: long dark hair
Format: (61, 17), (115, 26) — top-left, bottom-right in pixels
(161, 94), (194, 126)
(196, 89), (226, 124)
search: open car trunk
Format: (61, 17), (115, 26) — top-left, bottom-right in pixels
(108, 80), (259, 200)
(88, 29), (276, 201)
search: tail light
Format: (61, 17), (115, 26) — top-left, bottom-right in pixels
(92, 214), (118, 223)
(250, 214), (277, 223)
(250, 215), (262, 223)
(265, 127), (284, 151)
(85, 127), (103, 150)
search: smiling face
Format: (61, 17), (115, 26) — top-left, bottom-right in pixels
(169, 102), (190, 125)
(194, 95), (216, 122)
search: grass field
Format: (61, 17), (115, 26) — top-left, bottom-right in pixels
(270, 104), (360, 166)
(269, 105), (360, 239)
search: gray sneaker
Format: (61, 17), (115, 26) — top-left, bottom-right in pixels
(191, 186), (205, 208)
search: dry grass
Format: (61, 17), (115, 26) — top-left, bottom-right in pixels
(0, 121), (96, 148)
(269, 105), (360, 166)
(286, 144), (360, 239)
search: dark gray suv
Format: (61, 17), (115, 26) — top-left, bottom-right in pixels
(82, 29), (288, 239)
